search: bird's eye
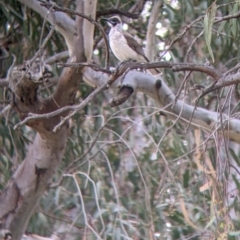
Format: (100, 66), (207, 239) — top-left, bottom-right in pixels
(110, 18), (118, 26)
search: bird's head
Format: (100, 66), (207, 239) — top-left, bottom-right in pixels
(102, 16), (122, 30)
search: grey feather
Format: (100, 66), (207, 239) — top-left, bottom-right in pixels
(123, 32), (149, 62)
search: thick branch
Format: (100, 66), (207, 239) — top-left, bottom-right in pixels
(0, 130), (68, 240)
(52, 0), (97, 108)
(146, 0), (163, 61)
(83, 68), (240, 144)
(0, 78), (8, 87)
(17, 0), (75, 54)
(41, 1), (109, 68)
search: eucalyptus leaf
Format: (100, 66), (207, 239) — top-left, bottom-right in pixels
(203, 3), (217, 62)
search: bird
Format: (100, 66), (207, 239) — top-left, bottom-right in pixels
(102, 15), (159, 75)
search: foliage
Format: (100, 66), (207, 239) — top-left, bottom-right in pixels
(1, 0), (240, 239)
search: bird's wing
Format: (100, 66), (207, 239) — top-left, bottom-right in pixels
(123, 32), (160, 75)
(123, 32), (149, 62)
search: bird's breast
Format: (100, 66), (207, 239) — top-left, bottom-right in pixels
(109, 29), (140, 62)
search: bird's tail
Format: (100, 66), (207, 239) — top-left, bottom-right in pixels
(143, 57), (161, 76)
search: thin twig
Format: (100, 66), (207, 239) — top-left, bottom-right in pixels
(45, 51), (69, 64)
(185, 30), (204, 62)
(197, 72), (240, 99)
(27, 24), (55, 66)
(215, 11), (240, 23)
(0, 105), (12, 118)
(174, 71), (192, 103)
(159, 16), (203, 60)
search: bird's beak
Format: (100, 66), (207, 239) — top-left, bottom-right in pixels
(102, 18), (109, 22)
(102, 18), (112, 27)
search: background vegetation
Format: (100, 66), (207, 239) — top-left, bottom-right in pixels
(1, 0), (240, 239)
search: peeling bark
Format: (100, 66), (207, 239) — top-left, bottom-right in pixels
(0, 130), (68, 238)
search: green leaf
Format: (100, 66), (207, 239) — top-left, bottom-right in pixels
(204, 3), (217, 62)
(183, 169), (189, 188)
(204, 215), (216, 230)
(230, 3), (238, 37)
(228, 231), (240, 236)
(232, 175), (240, 190)
(217, 21), (226, 37)
(229, 148), (240, 166)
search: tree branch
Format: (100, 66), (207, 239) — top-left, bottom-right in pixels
(197, 73), (240, 99)
(82, 67), (240, 144)
(146, 0), (163, 61)
(215, 11), (240, 23)
(40, 1), (109, 68)
(96, 9), (140, 19)
(17, 0), (75, 54)
(0, 1), (98, 240)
